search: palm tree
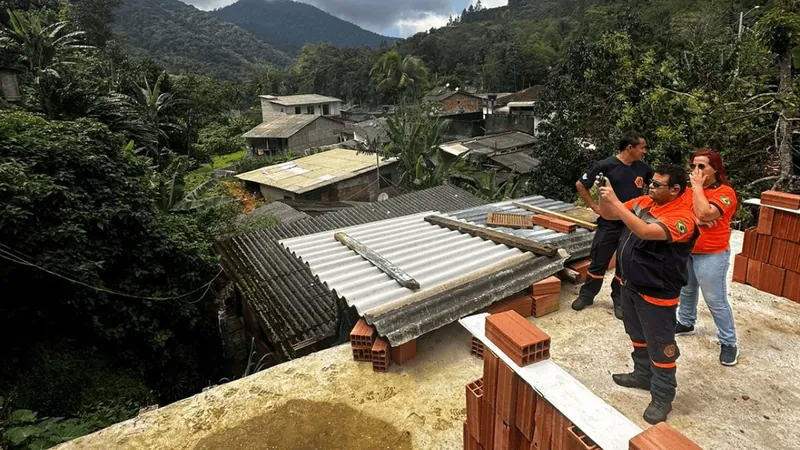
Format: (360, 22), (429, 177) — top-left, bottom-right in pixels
(106, 71), (185, 164)
(370, 50), (429, 101)
(0, 9), (90, 116)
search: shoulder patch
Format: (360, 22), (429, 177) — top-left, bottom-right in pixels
(582, 173), (588, 180)
(720, 195), (732, 206)
(676, 220), (687, 235)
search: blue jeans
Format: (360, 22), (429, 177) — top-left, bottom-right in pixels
(678, 250), (738, 346)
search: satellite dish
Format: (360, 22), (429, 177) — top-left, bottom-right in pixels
(445, 83), (450, 88)
(455, 87), (460, 92)
(377, 193), (389, 202)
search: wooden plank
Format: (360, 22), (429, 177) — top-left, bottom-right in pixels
(513, 202), (598, 231)
(459, 313), (642, 450)
(424, 215), (558, 257)
(561, 207), (599, 224)
(334, 232), (420, 290)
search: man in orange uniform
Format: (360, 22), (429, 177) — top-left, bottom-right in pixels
(597, 164), (699, 424)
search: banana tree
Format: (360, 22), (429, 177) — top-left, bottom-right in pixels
(154, 159), (231, 213)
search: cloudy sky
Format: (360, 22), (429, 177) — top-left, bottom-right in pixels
(186, 0), (508, 37)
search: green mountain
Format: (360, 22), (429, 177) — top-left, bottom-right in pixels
(114, 0), (292, 80)
(212, 0), (397, 55)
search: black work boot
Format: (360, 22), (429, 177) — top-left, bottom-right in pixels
(643, 399), (673, 424)
(612, 373), (651, 391)
(572, 297), (593, 311)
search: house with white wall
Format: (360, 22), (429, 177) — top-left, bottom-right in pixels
(259, 94), (343, 122)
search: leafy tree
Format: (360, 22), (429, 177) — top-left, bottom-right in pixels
(154, 158), (232, 213)
(67, 0), (119, 47)
(0, 9), (90, 116)
(0, 111), (223, 409)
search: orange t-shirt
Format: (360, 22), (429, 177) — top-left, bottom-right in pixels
(623, 196), (697, 244)
(685, 184), (737, 254)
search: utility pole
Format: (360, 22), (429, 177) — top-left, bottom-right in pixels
(738, 6), (761, 40)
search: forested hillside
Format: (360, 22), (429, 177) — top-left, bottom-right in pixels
(213, 0), (396, 55)
(113, 0), (292, 80)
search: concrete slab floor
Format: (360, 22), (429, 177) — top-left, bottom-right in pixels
(56, 231), (800, 450)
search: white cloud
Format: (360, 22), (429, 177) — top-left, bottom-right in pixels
(394, 12), (451, 36)
(471, 0), (507, 8)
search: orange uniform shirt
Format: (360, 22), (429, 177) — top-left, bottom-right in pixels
(623, 196), (697, 244)
(685, 183), (737, 254)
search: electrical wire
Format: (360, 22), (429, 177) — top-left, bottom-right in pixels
(0, 246), (223, 303)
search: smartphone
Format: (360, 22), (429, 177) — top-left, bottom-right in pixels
(596, 172), (607, 186)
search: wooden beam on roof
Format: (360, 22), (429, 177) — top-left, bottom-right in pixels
(424, 215), (558, 257)
(334, 232), (420, 290)
(514, 202), (598, 231)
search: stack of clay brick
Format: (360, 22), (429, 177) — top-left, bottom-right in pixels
(349, 318), (417, 372)
(567, 254), (615, 284)
(733, 190), (800, 303)
(471, 277), (562, 359)
(465, 310), (703, 450)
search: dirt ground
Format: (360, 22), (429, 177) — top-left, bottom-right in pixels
(57, 231), (800, 450)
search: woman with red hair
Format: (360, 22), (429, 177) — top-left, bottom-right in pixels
(677, 149), (739, 366)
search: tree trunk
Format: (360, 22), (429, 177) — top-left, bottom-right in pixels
(777, 49), (795, 188)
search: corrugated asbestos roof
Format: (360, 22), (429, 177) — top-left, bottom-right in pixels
(235, 148), (397, 193)
(259, 94), (343, 106)
(242, 115), (339, 139)
(447, 195), (596, 262)
(489, 152), (541, 173)
(440, 131), (536, 157)
(280, 213), (568, 346)
(213, 185), (486, 360)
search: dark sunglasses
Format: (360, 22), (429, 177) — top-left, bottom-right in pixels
(649, 180), (676, 189)
(690, 163), (708, 170)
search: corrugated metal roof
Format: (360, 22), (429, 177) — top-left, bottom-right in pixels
(259, 94), (343, 106)
(242, 115), (324, 139)
(489, 152), (541, 173)
(280, 212), (568, 346)
(446, 195), (596, 262)
(214, 185), (486, 360)
(235, 148), (397, 193)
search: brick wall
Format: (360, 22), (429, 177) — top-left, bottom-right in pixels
(440, 93), (482, 115)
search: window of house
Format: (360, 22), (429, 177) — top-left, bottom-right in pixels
(295, 106), (301, 114)
(307, 105), (314, 114)
(379, 172), (394, 189)
(323, 104), (330, 115)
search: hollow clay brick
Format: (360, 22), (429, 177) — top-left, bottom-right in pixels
(480, 399), (496, 450)
(741, 228), (758, 258)
(567, 425), (599, 450)
(533, 215), (577, 234)
(471, 337), (485, 359)
(371, 337), (390, 372)
(494, 413), (519, 450)
(754, 234), (772, 263)
(466, 378), (484, 441)
(732, 254), (748, 284)
(485, 311), (551, 367)
(532, 293), (560, 318)
(531, 275), (562, 296)
(349, 318), (376, 349)
(352, 347), (372, 362)
(761, 264), (786, 297)
(495, 361), (519, 423)
(628, 422), (703, 450)
(391, 339), (417, 365)
(784, 270), (800, 303)
(746, 259), (763, 289)
(761, 190), (800, 210)
(757, 206), (774, 235)
(483, 349), (500, 408)
(515, 382), (537, 441)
